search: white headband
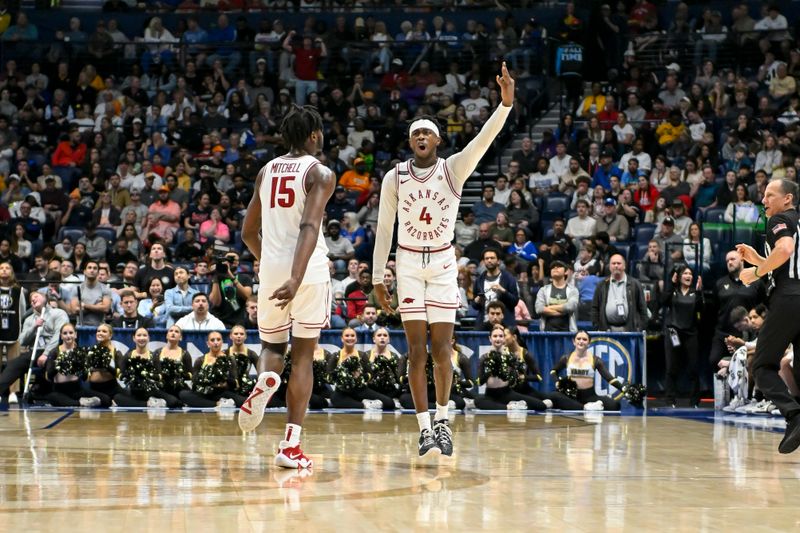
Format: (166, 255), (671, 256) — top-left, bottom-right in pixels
(409, 119), (440, 138)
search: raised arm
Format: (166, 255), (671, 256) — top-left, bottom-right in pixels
(446, 63), (514, 183)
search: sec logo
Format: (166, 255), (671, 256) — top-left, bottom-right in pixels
(588, 337), (632, 400)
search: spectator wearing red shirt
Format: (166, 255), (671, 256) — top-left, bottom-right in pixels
(379, 58), (408, 92)
(596, 97), (620, 131)
(283, 30), (327, 106)
(51, 127), (87, 190)
(628, 0), (658, 35)
(634, 175), (659, 214)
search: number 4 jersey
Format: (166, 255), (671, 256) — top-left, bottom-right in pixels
(258, 154), (330, 285)
(394, 158), (460, 246)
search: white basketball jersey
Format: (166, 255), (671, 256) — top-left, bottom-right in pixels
(259, 154), (330, 285)
(396, 158), (461, 249)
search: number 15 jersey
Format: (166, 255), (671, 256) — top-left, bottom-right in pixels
(258, 154), (330, 285)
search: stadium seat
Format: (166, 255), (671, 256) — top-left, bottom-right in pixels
(614, 243), (632, 270)
(633, 243), (649, 263)
(542, 195), (569, 221)
(733, 226), (754, 246)
(703, 208), (726, 223)
(633, 224), (657, 244)
(57, 226), (85, 244)
(702, 225), (732, 249)
(94, 228), (117, 244)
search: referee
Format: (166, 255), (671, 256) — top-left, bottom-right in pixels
(738, 179), (800, 454)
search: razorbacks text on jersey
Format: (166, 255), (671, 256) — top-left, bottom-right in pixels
(258, 154), (330, 285)
(395, 158), (461, 248)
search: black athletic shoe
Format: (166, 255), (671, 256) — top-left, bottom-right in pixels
(418, 428), (441, 459)
(779, 414), (800, 454)
(433, 419), (453, 457)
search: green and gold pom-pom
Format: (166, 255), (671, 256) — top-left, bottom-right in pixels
(159, 358), (190, 392)
(369, 354), (399, 395)
(55, 347), (87, 378)
(194, 355), (234, 395)
(312, 359), (329, 390)
(122, 356), (161, 394)
(333, 356), (366, 393)
(86, 344), (113, 372)
(556, 376), (579, 399)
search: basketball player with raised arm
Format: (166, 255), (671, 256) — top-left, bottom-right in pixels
(372, 62), (515, 459)
(238, 105), (335, 469)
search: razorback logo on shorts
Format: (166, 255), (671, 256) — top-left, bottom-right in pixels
(402, 297), (415, 304)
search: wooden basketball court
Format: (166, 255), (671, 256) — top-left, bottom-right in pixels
(0, 408), (797, 531)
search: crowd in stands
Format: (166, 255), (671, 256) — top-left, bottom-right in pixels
(0, 2), (797, 407)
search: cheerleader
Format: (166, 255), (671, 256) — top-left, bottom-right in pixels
(549, 330), (623, 410)
(365, 328), (402, 399)
(449, 334), (475, 409)
(329, 327), (394, 410)
(86, 323), (124, 407)
(153, 325), (193, 398)
(114, 328), (182, 408)
(474, 325), (548, 410)
(505, 327), (554, 406)
(226, 325), (258, 397)
(179, 331), (246, 408)
(400, 335), (473, 410)
(42, 323), (104, 407)
(272, 348), (329, 410)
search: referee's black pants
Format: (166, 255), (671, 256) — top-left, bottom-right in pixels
(753, 294), (800, 420)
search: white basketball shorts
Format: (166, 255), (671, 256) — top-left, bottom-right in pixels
(258, 281), (331, 342)
(395, 244), (460, 324)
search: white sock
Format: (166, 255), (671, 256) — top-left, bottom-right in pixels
(434, 403), (449, 421)
(284, 423), (302, 447)
(416, 412), (431, 432)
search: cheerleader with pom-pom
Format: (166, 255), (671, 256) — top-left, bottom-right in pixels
(474, 325), (548, 410)
(153, 325), (193, 398)
(549, 330), (623, 411)
(179, 331), (246, 408)
(366, 328), (402, 398)
(42, 323), (105, 407)
(226, 325), (258, 397)
(271, 346), (329, 410)
(504, 326), (556, 405)
(85, 323), (124, 407)
(329, 327), (395, 410)
(399, 334), (474, 410)
(114, 327), (182, 408)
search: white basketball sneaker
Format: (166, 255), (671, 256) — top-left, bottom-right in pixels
(238, 371), (281, 432)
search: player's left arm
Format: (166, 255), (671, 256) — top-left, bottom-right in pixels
(445, 62), (514, 184)
(241, 170), (264, 262)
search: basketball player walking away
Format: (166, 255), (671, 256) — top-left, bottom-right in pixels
(372, 62), (515, 459)
(738, 179), (800, 453)
(237, 105), (335, 469)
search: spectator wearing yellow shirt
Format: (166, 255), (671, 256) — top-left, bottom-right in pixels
(655, 111), (688, 158)
(575, 82), (606, 119)
(339, 157), (371, 194)
(769, 62), (796, 107)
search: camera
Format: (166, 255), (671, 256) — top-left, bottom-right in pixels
(212, 244), (235, 279)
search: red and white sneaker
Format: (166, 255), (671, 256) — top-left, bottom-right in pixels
(275, 442), (314, 469)
(237, 371), (281, 433)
